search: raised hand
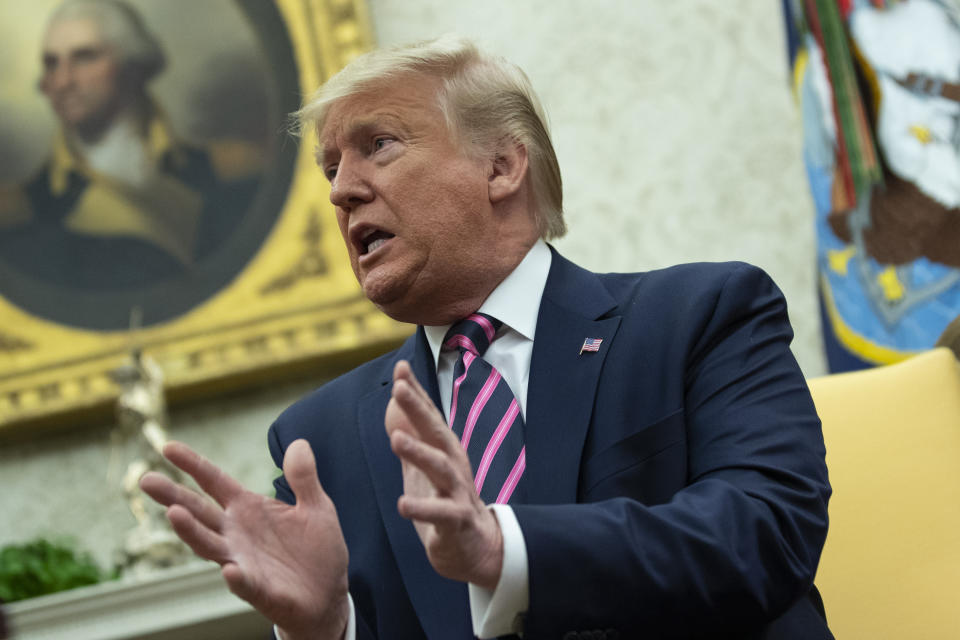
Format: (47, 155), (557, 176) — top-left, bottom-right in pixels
(139, 439), (350, 640)
(385, 360), (503, 590)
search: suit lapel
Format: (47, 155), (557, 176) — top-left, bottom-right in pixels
(356, 329), (472, 640)
(354, 251), (621, 634)
(524, 250), (622, 504)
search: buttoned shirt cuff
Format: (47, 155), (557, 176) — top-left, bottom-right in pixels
(469, 504), (530, 638)
(274, 592), (356, 640)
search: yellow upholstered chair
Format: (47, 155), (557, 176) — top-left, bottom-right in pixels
(807, 348), (960, 639)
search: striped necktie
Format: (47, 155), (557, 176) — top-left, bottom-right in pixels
(443, 313), (526, 505)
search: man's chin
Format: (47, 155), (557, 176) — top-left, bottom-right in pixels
(362, 280), (409, 320)
(54, 102), (92, 125)
(366, 286), (437, 325)
(359, 266), (452, 325)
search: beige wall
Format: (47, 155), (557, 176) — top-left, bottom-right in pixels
(370, 0), (824, 377)
(0, 0), (823, 571)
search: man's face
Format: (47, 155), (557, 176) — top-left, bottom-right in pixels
(39, 17), (124, 134)
(319, 77), (509, 324)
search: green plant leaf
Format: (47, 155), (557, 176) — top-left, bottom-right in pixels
(0, 538), (111, 602)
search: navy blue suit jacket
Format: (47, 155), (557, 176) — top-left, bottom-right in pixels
(268, 250), (832, 639)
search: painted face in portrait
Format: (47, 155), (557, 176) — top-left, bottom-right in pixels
(319, 76), (533, 325)
(40, 17), (125, 137)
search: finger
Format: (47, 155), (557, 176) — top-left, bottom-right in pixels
(391, 371), (456, 450)
(138, 470), (178, 506)
(393, 359), (425, 394)
(162, 441), (245, 507)
(166, 504), (231, 564)
(283, 439), (325, 508)
(397, 494), (473, 526)
(393, 360), (441, 415)
(140, 472), (225, 532)
(221, 562), (260, 606)
(390, 429), (462, 494)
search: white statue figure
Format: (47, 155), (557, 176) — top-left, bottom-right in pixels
(109, 348), (190, 576)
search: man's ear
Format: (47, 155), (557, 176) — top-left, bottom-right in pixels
(488, 141), (529, 204)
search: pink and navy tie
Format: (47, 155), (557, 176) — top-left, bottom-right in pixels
(443, 313), (526, 505)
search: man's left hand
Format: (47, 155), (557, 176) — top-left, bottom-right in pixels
(385, 360), (503, 590)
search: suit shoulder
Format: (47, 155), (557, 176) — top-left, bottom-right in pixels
(596, 261), (790, 351)
(205, 139), (264, 180)
(270, 340), (407, 435)
(599, 261), (776, 306)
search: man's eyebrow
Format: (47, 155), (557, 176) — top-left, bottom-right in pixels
(41, 44), (104, 62)
(317, 116), (402, 165)
(71, 45), (105, 57)
(318, 134), (352, 166)
(316, 144), (333, 167)
(345, 118), (391, 140)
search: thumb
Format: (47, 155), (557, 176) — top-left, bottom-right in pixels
(283, 439), (324, 507)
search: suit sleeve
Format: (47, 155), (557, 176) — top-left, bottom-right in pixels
(512, 264), (831, 638)
(268, 429), (379, 640)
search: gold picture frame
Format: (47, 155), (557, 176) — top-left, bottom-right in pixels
(0, 0), (410, 437)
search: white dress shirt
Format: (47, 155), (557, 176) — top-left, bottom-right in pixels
(423, 239), (551, 638)
(279, 240), (551, 640)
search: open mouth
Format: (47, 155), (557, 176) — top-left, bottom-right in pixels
(361, 229), (395, 255)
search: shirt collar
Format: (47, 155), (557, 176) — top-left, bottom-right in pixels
(424, 239), (552, 367)
(48, 100), (180, 196)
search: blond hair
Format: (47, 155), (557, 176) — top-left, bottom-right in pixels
(295, 35), (565, 239)
(47, 0), (165, 83)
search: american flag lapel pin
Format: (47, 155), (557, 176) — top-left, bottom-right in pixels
(580, 337), (603, 355)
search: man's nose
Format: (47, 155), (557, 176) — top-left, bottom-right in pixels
(329, 158), (374, 211)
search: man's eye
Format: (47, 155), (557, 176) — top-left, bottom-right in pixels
(373, 137), (393, 151)
(325, 165), (338, 180)
(72, 48), (104, 63)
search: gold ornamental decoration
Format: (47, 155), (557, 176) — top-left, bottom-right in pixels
(0, 0), (410, 437)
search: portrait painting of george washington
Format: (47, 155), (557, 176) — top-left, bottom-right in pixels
(0, 0), (298, 330)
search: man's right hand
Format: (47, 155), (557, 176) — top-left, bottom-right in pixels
(140, 439), (350, 640)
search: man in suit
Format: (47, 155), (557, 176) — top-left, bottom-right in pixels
(0, 0), (260, 298)
(141, 36), (832, 639)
